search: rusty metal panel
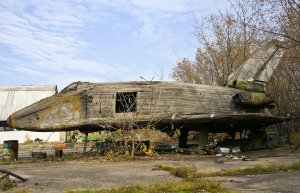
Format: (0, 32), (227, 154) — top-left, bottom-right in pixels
(0, 85), (57, 121)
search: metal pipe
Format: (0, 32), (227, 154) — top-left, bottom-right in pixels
(0, 169), (27, 182)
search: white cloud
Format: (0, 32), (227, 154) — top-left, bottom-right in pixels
(0, 0), (228, 84)
(0, 57), (24, 65)
(108, 0), (220, 42)
(14, 66), (46, 77)
(0, 1), (113, 75)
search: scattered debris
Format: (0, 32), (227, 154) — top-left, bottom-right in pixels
(34, 138), (43, 143)
(231, 146), (241, 153)
(218, 147), (231, 154)
(242, 157), (256, 161)
(31, 151), (47, 160)
(232, 156), (240, 160)
(155, 144), (177, 152)
(54, 145), (65, 157)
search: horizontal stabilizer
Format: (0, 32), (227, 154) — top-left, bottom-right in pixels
(227, 40), (284, 88)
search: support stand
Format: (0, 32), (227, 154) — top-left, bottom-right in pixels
(198, 128), (208, 150)
(179, 129), (189, 148)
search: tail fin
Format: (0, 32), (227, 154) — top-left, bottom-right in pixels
(227, 40), (284, 92)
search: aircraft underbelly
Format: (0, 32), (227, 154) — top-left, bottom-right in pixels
(169, 113), (284, 131)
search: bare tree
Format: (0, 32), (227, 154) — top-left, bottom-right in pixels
(171, 0), (263, 86)
(171, 57), (202, 84)
(172, 0), (300, 119)
(247, 0), (300, 121)
(250, 0), (300, 46)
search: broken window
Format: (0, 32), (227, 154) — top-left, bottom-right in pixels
(115, 92), (137, 113)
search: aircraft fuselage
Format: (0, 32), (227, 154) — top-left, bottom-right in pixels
(8, 81), (282, 133)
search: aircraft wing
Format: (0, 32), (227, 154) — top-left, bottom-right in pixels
(170, 113), (286, 131)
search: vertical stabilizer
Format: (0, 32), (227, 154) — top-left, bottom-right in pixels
(227, 40), (284, 92)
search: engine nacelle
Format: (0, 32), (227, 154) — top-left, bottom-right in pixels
(233, 92), (274, 106)
(229, 79), (265, 93)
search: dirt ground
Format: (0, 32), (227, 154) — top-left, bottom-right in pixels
(1, 147), (300, 193)
(216, 171), (300, 193)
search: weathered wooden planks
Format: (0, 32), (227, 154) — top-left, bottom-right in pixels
(8, 81), (283, 132)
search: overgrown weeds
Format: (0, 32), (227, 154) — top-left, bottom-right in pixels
(156, 160), (300, 178)
(65, 180), (235, 193)
(1, 178), (14, 191)
(154, 164), (197, 178)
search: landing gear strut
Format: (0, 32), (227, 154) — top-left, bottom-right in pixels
(198, 128), (208, 149)
(179, 129), (189, 148)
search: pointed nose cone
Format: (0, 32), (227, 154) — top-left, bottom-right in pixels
(7, 93), (85, 131)
(7, 113), (20, 129)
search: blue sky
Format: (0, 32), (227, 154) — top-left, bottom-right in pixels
(0, 0), (230, 90)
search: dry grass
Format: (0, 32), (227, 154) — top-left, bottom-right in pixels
(1, 179), (14, 191)
(154, 164), (197, 178)
(156, 160), (300, 178)
(65, 180), (236, 193)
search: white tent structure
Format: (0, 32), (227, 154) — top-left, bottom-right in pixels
(0, 85), (64, 144)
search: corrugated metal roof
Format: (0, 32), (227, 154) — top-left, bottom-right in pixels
(0, 85), (57, 120)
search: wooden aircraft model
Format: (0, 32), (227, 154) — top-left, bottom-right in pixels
(8, 41), (287, 149)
